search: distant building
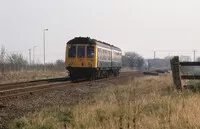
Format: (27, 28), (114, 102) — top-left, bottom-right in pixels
(147, 59), (170, 70)
(143, 59), (149, 69)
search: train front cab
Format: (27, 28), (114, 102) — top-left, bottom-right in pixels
(65, 43), (98, 81)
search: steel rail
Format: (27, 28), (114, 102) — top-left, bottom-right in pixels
(0, 77), (68, 91)
(0, 71), (142, 100)
(0, 71), (133, 91)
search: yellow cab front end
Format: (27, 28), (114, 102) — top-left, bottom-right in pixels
(65, 43), (97, 69)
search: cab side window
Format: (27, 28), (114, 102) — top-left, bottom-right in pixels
(87, 46), (94, 58)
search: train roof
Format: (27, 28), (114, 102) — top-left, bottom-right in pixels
(67, 37), (121, 51)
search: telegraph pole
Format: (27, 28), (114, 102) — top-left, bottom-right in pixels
(43, 29), (48, 71)
(28, 49), (31, 65)
(193, 50), (196, 62)
(33, 46), (37, 64)
(154, 51), (156, 59)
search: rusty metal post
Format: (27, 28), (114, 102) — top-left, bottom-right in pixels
(170, 56), (182, 90)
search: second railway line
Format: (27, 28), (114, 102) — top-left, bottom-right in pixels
(0, 71), (142, 101)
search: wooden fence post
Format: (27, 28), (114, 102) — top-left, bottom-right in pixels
(170, 56), (182, 90)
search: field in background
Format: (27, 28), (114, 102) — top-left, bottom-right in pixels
(8, 75), (200, 129)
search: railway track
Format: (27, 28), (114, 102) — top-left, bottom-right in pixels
(0, 71), (142, 101)
(0, 77), (70, 100)
(0, 77), (68, 91)
(0, 71), (142, 128)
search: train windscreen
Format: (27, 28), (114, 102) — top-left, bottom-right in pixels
(68, 45), (76, 58)
(87, 46), (94, 58)
(77, 46), (85, 58)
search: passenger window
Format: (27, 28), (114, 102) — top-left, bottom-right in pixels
(78, 46), (85, 58)
(68, 45), (76, 58)
(98, 48), (102, 59)
(87, 46), (94, 58)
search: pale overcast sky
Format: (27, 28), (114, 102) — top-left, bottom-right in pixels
(1, 0), (200, 62)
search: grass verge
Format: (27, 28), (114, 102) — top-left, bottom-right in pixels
(8, 75), (200, 129)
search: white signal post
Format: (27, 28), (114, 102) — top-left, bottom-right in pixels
(33, 46), (37, 64)
(43, 29), (48, 71)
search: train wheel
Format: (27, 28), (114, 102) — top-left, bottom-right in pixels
(113, 72), (116, 77)
(70, 73), (78, 82)
(100, 71), (103, 78)
(91, 72), (95, 80)
(106, 71), (109, 78)
(92, 71), (96, 80)
(113, 70), (117, 77)
(95, 71), (98, 80)
(87, 76), (91, 81)
(71, 76), (75, 82)
(98, 71), (100, 79)
(88, 75), (93, 81)
(117, 70), (120, 76)
(89, 71), (95, 81)
(97, 71), (100, 79)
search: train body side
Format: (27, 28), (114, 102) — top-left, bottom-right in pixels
(96, 41), (122, 71)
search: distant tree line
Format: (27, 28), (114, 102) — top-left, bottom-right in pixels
(0, 46), (65, 75)
(5, 45), (193, 74)
(122, 52), (144, 69)
(122, 52), (200, 70)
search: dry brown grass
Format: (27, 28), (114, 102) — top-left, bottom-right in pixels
(8, 74), (200, 129)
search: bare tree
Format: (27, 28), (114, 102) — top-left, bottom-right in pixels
(123, 52), (144, 69)
(179, 55), (191, 62)
(55, 59), (65, 71)
(164, 56), (174, 60)
(7, 53), (28, 71)
(0, 45), (6, 75)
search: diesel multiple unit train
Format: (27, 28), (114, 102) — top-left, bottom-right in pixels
(65, 37), (122, 81)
